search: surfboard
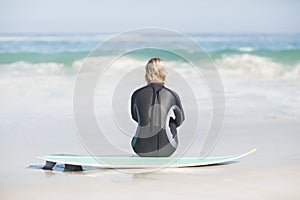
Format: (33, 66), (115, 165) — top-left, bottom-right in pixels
(38, 148), (256, 171)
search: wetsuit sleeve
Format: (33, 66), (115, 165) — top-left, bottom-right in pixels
(131, 92), (138, 122)
(172, 92), (185, 127)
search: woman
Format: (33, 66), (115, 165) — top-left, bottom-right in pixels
(131, 58), (185, 157)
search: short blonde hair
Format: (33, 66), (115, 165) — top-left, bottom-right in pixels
(145, 58), (167, 84)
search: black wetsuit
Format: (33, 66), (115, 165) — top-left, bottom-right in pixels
(131, 82), (185, 157)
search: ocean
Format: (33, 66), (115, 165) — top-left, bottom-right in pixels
(0, 33), (299, 77)
(0, 32), (299, 156)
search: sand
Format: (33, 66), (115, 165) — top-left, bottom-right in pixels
(1, 95), (300, 199)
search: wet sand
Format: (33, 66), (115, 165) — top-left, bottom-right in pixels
(1, 105), (299, 200)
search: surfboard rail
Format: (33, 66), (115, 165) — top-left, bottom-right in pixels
(37, 148), (256, 170)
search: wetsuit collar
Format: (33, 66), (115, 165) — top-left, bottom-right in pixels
(148, 82), (164, 105)
(148, 82), (164, 93)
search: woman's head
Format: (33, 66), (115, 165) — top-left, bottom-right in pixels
(145, 58), (167, 84)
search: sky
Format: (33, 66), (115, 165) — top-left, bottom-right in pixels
(0, 0), (299, 33)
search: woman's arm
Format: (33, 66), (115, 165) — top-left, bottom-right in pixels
(172, 92), (185, 127)
(131, 93), (138, 122)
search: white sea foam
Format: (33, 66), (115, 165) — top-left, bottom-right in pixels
(0, 61), (64, 75)
(269, 114), (300, 121)
(238, 47), (254, 52)
(1, 54), (299, 82)
(0, 54), (299, 99)
(0, 62), (77, 120)
(215, 54), (300, 80)
(0, 55), (298, 100)
(0, 55), (298, 151)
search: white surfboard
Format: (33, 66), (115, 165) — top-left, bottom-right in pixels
(38, 149), (256, 171)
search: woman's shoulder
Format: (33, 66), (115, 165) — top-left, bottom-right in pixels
(132, 85), (150, 96)
(163, 86), (180, 98)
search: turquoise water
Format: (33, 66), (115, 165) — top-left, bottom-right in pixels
(0, 33), (299, 81)
(1, 33), (300, 65)
(1, 49), (300, 66)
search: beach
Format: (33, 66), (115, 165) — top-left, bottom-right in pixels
(0, 33), (299, 199)
(1, 105), (299, 199)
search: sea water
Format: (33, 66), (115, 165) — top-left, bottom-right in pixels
(0, 33), (299, 159)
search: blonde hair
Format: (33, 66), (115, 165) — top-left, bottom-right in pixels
(145, 58), (167, 84)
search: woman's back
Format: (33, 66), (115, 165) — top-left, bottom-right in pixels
(130, 58), (184, 157)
